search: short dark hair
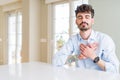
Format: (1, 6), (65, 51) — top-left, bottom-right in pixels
(75, 4), (94, 18)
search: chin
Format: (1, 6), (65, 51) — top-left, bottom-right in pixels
(81, 28), (90, 31)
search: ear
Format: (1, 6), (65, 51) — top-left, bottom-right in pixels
(75, 19), (77, 24)
(91, 18), (94, 25)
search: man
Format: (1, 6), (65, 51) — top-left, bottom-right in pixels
(52, 4), (119, 73)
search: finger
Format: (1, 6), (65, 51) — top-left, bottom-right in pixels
(79, 55), (84, 59)
(88, 42), (98, 49)
(79, 54), (84, 59)
(80, 44), (86, 48)
(80, 47), (86, 53)
(92, 42), (97, 47)
(79, 54), (87, 59)
(80, 44), (87, 50)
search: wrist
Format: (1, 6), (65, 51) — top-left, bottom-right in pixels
(90, 54), (97, 60)
(93, 56), (100, 63)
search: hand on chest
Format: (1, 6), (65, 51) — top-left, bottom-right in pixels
(78, 40), (99, 60)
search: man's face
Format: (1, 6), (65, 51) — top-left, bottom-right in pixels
(76, 12), (94, 32)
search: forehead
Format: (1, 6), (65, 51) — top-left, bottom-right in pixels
(76, 12), (91, 16)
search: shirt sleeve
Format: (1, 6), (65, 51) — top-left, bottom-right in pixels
(52, 38), (74, 67)
(101, 35), (119, 73)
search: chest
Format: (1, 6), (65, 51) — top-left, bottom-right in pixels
(74, 39), (103, 56)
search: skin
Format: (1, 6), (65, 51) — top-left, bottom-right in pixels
(75, 12), (105, 71)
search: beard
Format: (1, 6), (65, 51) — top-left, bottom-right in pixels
(78, 22), (90, 32)
(80, 27), (89, 31)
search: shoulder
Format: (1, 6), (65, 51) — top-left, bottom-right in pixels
(94, 31), (115, 47)
(94, 31), (113, 41)
(65, 33), (79, 45)
(69, 33), (79, 41)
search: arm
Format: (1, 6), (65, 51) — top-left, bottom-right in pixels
(79, 38), (119, 73)
(52, 38), (74, 67)
(80, 43), (106, 71)
(101, 36), (119, 73)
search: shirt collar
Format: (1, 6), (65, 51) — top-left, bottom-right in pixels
(77, 30), (96, 41)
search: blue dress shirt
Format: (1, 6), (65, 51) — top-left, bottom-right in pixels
(53, 30), (119, 73)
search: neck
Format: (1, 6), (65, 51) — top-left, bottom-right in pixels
(80, 29), (92, 40)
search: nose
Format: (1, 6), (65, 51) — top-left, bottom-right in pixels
(81, 17), (86, 22)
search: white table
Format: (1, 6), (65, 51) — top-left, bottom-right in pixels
(0, 62), (120, 80)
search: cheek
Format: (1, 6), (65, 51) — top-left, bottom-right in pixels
(76, 20), (82, 25)
(87, 19), (94, 25)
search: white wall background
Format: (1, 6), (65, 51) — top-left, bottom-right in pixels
(89, 0), (120, 71)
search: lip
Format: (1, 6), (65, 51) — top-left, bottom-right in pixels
(80, 22), (88, 26)
(81, 23), (87, 27)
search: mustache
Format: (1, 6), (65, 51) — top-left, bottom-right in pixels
(80, 22), (88, 26)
